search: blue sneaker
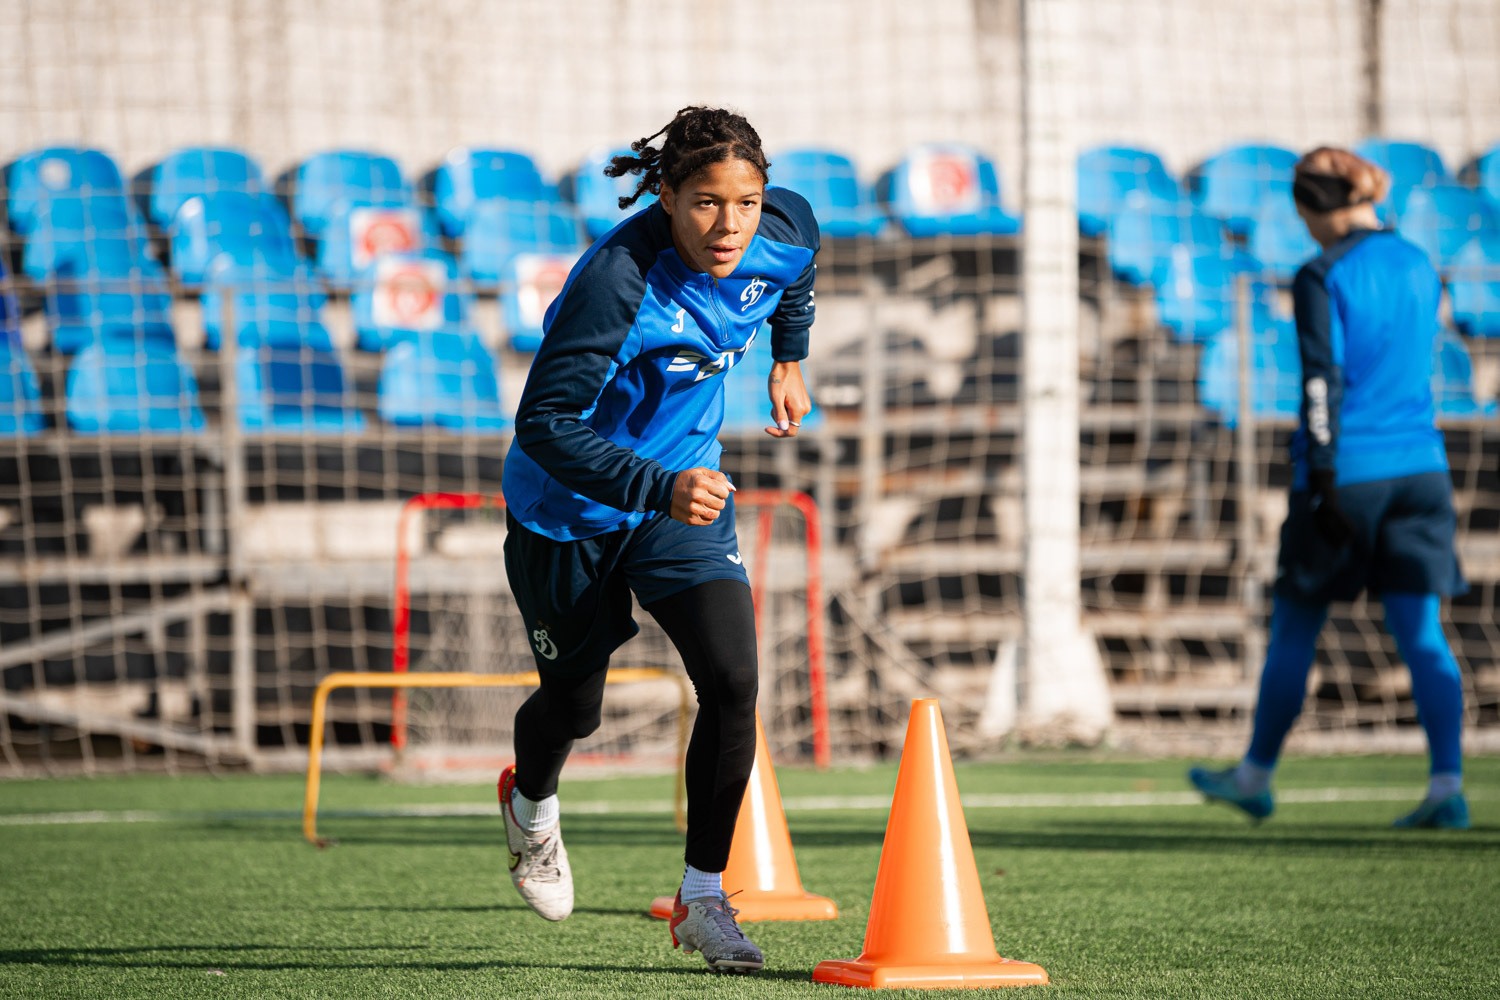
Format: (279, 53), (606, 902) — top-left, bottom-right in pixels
(1392, 793), (1470, 830)
(1188, 765), (1274, 822)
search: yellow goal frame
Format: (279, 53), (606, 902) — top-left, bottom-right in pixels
(303, 668), (692, 846)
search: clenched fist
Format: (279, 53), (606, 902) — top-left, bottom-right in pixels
(671, 468), (733, 526)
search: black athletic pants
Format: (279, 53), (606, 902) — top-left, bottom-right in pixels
(511, 578), (759, 872)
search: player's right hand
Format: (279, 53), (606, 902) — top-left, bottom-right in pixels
(670, 468), (732, 526)
(1308, 468), (1355, 548)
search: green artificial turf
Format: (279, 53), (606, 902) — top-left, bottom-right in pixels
(3, 756), (1497, 999)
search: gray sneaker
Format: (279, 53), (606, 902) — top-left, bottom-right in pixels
(668, 891), (765, 973)
(498, 766), (573, 921)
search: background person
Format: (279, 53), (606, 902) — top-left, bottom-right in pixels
(1189, 146), (1469, 831)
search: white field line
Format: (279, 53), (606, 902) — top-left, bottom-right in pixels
(0, 785), (1466, 828)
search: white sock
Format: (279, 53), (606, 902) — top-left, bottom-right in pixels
(509, 787), (559, 833)
(680, 864), (722, 901)
(1428, 772), (1462, 802)
(1233, 760), (1273, 797)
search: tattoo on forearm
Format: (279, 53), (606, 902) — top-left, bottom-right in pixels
(771, 379), (782, 384)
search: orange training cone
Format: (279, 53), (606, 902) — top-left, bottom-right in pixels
(650, 712), (837, 921)
(812, 698), (1047, 989)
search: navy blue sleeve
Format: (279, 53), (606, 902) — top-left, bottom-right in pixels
(1292, 261), (1342, 473)
(763, 187), (820, 362)
(512, 244), (678, 515)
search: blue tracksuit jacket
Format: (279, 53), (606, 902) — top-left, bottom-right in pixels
(1290, 227), (1448, 489)
(502, 186), (820, 540)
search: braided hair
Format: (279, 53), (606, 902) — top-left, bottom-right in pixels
(606, 106), (770, 210)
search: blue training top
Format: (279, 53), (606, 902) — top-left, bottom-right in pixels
(502, 186), (820, 540)
(1290, 227), (1447, 489)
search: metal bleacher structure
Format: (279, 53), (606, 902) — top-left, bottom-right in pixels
(2, 126), (1498, 773)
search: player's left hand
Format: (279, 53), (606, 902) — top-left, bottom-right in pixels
(766, 361), (811, 438)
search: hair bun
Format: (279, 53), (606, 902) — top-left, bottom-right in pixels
(1295, 146), (1391, 208)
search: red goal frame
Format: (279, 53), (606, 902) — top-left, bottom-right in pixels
(390, 489), (830, 767)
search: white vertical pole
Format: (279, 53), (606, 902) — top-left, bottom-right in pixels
(1020, 0), (1111, 742)
(220, 293), (257, 766)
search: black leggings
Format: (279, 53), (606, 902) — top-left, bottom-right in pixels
(511, 578), (759, 872)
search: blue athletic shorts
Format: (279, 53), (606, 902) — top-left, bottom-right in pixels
(503, 495), (750, 676)
(1274, 471), (1467, 605)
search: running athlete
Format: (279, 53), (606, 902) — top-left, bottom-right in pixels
(1190, 147), (1469, 830)
(494, 107), (818, 971)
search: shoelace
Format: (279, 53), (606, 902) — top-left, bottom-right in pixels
(703, 893), (752, 946)
(523, 835), (562, 882)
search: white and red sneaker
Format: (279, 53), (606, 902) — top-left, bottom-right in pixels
(668, 890), (764, 973)
(497, 766), (573, 921)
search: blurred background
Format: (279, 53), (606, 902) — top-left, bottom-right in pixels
(1, 0), (1498, 778)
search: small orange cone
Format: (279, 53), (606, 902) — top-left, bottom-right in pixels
(812, 698), (1047, 989)
(650, 712), (837, 921)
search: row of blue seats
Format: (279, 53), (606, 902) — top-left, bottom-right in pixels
(1197, 285), (1497, 425)
(5, 138), (1500, 362)
(1089, 140), (1500, 344)
(0, 255), (802, 438)
(2, 145), (589, 359)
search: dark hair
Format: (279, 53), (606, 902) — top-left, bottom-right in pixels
(1293, 146), (1390, 213)
(606, 106), (770, 210)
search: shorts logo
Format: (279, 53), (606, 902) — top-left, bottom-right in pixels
(740, 277), (767, 311)
(531, 627), (558, 660)
(726, 552), (743, 565)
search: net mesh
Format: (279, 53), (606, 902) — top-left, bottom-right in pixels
(1, 0), (1498, 775)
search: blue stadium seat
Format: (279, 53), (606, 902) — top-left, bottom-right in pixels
(1449, 230), (1500, 338)
(772, 149), (885, 238)
(1, 254), (21, 340)
(462, 199), (582, 285)
(168, 191), (300, 287)
(1197, 292), (1302, 426)
(5, 147), (153, 282)
(1354, 138), (1447, 215)
(43, 253), (174, 356)
(565, 146), (658, 240)
(1432, 329), (1497, 419)
(378, 328), (508, 432)
(719, 325), (820, 432)
(148, 147), (263, 228)
(0, 331), (45, 437)
(1461, 144), (1500, 210)
(200, 251), (328, 351)
(431, 148), (549, 239)
(502, 252), (579, 351)
(1247, 196), (1320, 281)
(876, 144), (1020, 237)
(352, 249), (471, 352)
(1398, 184), (1500, 271)
(1154, 244), (1255, 343)
(65, 331), (207, 434)
(235, 339), (366, 434)
(1105, 196), (1244, 287)
(1077, 146), (1182, 237)
(292, 150), (425, 287)
(1189, 143), (1299, 237)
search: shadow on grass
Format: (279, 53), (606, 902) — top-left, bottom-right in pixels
(0, 944), (809, 980)
(243, 810), (1500, 858)
(330, 903), (655, 918)
(963, 818), (1500, 857)
(285, 814), (684, 849)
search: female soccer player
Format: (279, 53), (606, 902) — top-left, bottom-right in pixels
(494, 106), (819, 971)
(1190, 147), (1469, 830)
